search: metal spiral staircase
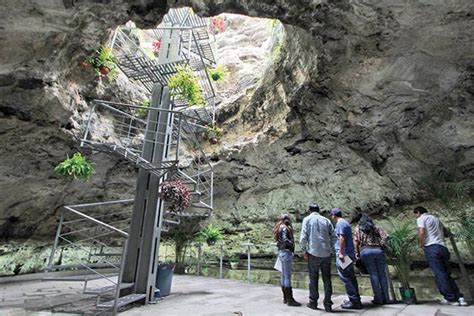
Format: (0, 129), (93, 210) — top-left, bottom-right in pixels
(45, 8), (218, 314)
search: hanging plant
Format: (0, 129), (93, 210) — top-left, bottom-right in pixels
(196, 224), (224, 246)
(207, 65), (228, 82)
(86, 46), (119, 78)
(168, 65), (205, 106)
(206, 123), (223, 145)
(54, 152), (94, 181)
(209, 16), (225, 34)
(160, 179), (191, 211)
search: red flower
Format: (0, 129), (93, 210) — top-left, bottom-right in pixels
(210, 17), (225, 34)
(152, 40), (161, 52)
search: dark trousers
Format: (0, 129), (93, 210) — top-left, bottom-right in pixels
(336, 255), (361, 302)
(424, 244), (463, 302)
(308, 254), (333, 307)
(361, 247), (390, 303)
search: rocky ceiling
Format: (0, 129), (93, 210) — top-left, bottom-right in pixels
(0, 0), (472, 238)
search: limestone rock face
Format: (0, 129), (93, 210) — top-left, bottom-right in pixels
(0, 0), (472, 239)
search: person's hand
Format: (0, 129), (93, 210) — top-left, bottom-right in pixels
(304, 252), (309, 261)
(338, 253), (345, 262)
(355, 252), (360, 260)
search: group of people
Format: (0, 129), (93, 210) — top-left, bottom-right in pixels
(273, 203), (468, 312)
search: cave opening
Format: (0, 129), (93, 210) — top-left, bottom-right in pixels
(104, 7), (286, 147)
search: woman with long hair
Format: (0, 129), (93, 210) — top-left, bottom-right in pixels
(354, 213), (391, 305)
(273, 213), (301, 307)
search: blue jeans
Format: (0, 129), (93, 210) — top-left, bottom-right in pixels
(336, 255), (361, 302)
(424, 244), (463, 302)
(361, 247), (390, 303)
(279, 250), (293, 287)
(308, 255), (333, 307)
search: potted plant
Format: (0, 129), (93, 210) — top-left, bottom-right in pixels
(207, 65), (227, 82)
(159, 179), (191, 211)
(206, 123), (223, 145)
(229, 255), (239, 269)
(168, 65), (205, 106)
(385, 220), (418, 304)
(86, 46), (119, 78)
(196, 224), (223, 246)
(54, 152), (94, 181)
(209, 16), (225, 34)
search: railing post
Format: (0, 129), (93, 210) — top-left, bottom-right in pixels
(242, 240), (253, 283)
(113, 238), (129, 315)
(197, 243), (202, 276)
(449, 235), (474, 299)
(81, 103), (96, 147)
(219, 243), (223, 279)
(47, 208), (65, 270)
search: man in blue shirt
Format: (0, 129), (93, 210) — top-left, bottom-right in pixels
(300, 203), (337, 312)
(331, 208), (362, 309)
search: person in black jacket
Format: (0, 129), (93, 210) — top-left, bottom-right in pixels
(273, 213), (301, 307)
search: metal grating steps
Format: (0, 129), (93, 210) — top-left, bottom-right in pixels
(84, 282), (134, 295)
(97, 293), (146, 309)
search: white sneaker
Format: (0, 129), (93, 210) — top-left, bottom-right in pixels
(458, 297), (469, 306)
(440, 298), (459, 306)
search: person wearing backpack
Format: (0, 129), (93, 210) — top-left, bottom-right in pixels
(354, 213), (392, 305)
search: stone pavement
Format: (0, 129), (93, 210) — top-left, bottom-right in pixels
(124, 275), (473, 316)
(0, 274), (472, 315)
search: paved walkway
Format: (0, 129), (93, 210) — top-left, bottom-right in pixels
(0, 275), (472, 315)
(127, 276), (471, 316)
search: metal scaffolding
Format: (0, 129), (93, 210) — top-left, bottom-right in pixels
(46, 7), (217, 314)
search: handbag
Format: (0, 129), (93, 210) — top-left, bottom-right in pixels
(274, 256), (283, 272)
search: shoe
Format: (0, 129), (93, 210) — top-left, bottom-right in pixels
(440, 298), (459, 306)
(324, 305), (332, 312)
(341, 301), (363, 310)
(371, 300), (384, 305)
(307, 301), (318, 310)
(458, 297), (469, 306)
(384, 299), (397, 305)
(281, 287), (287, 304)
(285, 287), (302, 307)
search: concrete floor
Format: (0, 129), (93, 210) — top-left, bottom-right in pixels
(0, 274), (472, 315)
(124, 275), (473, 316)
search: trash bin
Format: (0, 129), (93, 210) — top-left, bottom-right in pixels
(155, 263), (174, 297)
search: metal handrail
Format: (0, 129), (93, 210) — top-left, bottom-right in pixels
(64, 206), (129, 238)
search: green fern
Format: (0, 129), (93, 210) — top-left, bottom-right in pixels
(54, 153), (94, 181)
(168, 65), (205, 106)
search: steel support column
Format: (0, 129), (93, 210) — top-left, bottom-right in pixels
(121, 84), (172, 302)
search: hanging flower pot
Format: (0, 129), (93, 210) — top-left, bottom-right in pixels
(209, 137), (219, 145)
(196, 224), (223, 247)
(206, 123), (223, 145)
(207, 65), (227, 83)
(159, 179), (191, 211)
(206, 239), (217, 246)
(99, 65), (111, 76)
(86, 46), (119, 78)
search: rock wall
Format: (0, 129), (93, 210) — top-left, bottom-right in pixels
(0, 0), (472, 240)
